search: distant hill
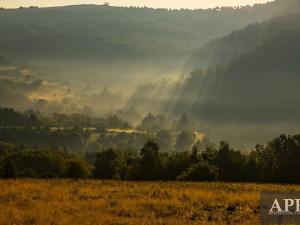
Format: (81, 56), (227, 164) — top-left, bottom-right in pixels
(185, 0), (300, 72)
(172, 12), (300, 123)
(0, 1), (298, 61)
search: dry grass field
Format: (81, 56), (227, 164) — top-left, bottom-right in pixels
(0, 180), (299, 225)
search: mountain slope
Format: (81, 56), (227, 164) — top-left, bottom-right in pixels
(173, 12), (300, 123)
(0, 1), (299, 61)
(185, 0), (300, 72)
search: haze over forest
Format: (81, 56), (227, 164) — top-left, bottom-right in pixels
(1, 0), (300, 149)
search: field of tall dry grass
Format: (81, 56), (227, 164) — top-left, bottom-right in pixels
(0, 180), (299, 225)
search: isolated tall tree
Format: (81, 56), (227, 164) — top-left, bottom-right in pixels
(138, 140), (161, 180)
(3, 160), (17, 179)
(93, 149), (119, 179)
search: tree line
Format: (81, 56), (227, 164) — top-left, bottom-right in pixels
(1, 134), (300, 184)
(0, 107), (131, 130)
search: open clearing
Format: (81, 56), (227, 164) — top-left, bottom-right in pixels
(0, 180), (299, 225)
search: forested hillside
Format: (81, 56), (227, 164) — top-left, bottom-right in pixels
(174, 13), (300, 120)
(185, 0), (300, 71)
(0, 0), (298, 61)
(166, 12), (300, 147)
(1, 0), (300, 149)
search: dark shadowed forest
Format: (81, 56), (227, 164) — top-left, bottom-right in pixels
(1, 106), (300, 184)
(1, 0), (300, 182)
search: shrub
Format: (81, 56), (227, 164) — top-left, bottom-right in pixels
(63, 159), (92, 179)
(177, 161), (219, 181)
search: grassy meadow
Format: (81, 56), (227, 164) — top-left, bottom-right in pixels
(1, 180), (300, 225)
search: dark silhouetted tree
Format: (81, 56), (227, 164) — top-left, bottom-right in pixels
(93, 149), (120, 179)
(3, 160), (17, 178)
(138, 140), (161, 180)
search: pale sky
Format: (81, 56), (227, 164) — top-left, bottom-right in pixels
(0, 0), (272, 9)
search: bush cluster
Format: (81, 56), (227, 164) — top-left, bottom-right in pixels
(1, 134), (300, 183)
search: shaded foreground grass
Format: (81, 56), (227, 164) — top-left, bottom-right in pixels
(0, 180), (299, 225)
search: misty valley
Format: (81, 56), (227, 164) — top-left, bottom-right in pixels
(1, 0), (300, 150)
(1, 0), (300, 177)
(2, 1), (300, 224)
(0, 0), (300, 184)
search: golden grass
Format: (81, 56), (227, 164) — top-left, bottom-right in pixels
(0, 180), (299, 225)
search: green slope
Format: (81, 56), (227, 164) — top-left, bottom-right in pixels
(185, 0), (300, 72)
(173, 12), (300, 123)
(0, 1), (298, 61)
